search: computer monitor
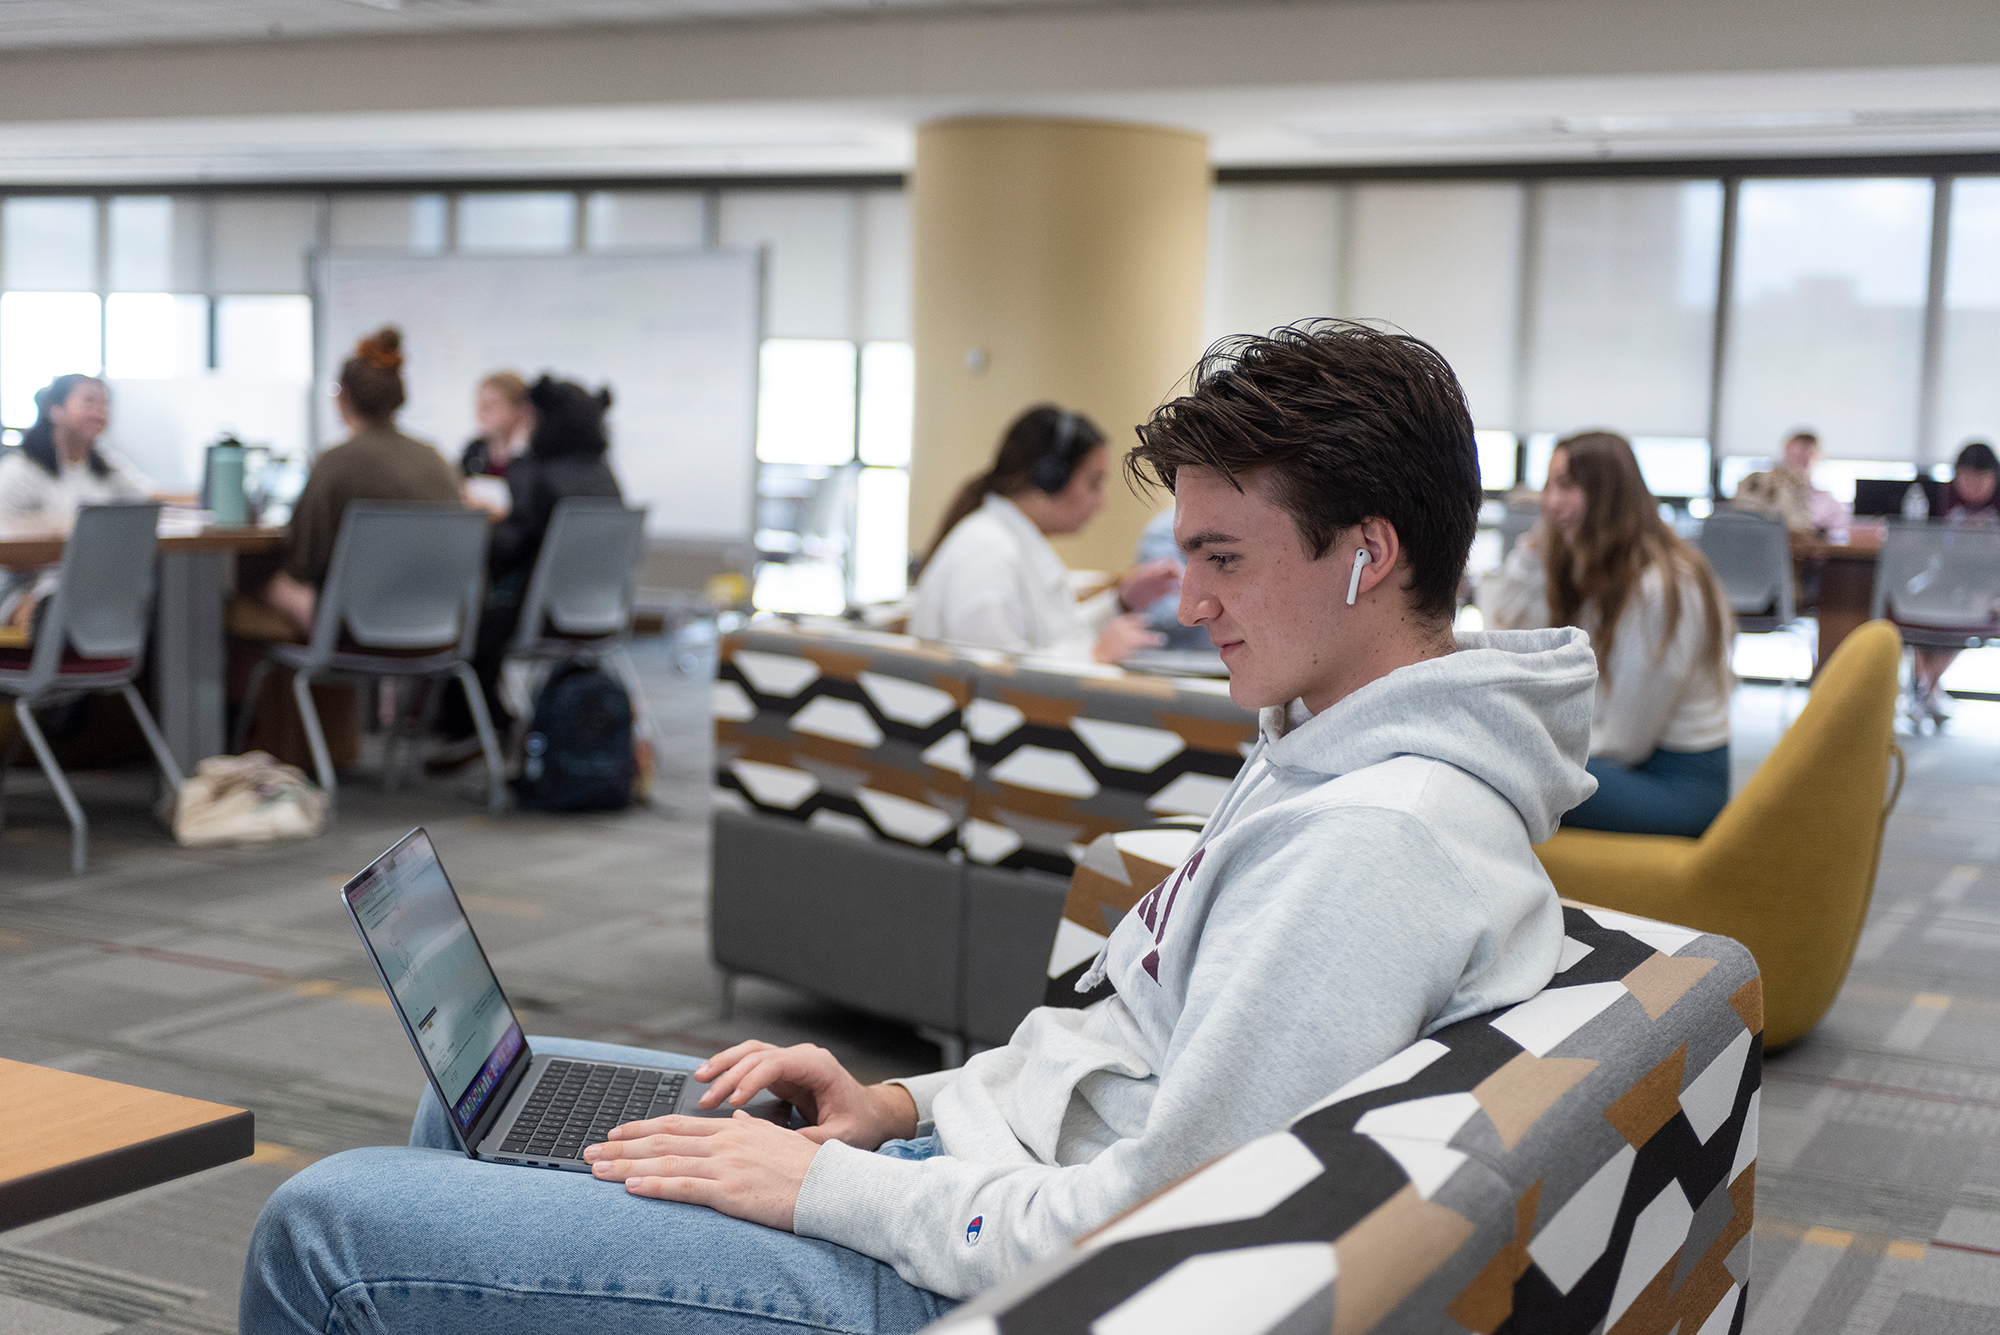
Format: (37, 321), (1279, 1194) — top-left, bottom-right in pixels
(1853, 477), (1942, 518)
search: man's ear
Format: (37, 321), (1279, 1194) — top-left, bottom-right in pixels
(1350, 517), (1401, 601)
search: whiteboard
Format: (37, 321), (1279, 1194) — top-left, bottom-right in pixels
(315, 250), (760, 542)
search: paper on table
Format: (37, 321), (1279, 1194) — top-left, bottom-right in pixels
(158, 508), (213, 538)
(463, 476), (510, 516)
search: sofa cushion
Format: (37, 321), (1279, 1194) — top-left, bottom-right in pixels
(712, 625), (975, 852)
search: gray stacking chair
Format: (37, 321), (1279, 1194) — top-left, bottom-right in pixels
(234, 503), (503, 813)
(1699, 507), (1810, 720)
(503, 499), (661, 762)
(0, 503), (181, 873)
(1496, 500), (1540, 556)
(1870, 520), (2000, 718)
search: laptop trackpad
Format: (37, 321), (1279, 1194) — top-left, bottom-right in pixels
(680, 1079), (792, 1124)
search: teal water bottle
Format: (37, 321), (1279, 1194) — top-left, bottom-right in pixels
(208, 442), (248, 527)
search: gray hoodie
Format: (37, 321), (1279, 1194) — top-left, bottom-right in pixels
(790, 626), (1599, 1299)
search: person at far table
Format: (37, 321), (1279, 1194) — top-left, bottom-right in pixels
(433, 376), (622, 767)
(257, 326), (462, 639)
(0, 374), (155, 635)
(1489, 430), (1735, 838)
(1733, 429), (1850, 535)
(908, 404), (1180, 664)
(461, 371), (533, 481)
(1909, 439), (2000, 727)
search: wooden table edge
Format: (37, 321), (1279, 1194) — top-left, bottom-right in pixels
(0, 1107), (254, 1232)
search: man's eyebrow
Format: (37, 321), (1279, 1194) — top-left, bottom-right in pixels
(1178, 529), (1241, 554)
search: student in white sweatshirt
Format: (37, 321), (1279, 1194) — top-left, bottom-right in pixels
(906, 404), (1179, 664)
(1488, 430), (1734, 837)
(241, 322), (1599, 1335)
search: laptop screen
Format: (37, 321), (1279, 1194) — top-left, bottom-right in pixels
(344, 830), (524, 1133)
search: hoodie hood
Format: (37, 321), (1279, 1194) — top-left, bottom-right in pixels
(1254, 626), (1598, 843)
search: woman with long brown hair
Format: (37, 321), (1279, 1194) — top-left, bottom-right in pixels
(1491, 431), (1734, 836)
(908, 404), (1178, 663)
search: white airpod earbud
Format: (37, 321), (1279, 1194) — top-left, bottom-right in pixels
(1346, 547), (1372, 606)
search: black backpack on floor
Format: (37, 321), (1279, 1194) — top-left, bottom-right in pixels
(515, 660), (633, 812)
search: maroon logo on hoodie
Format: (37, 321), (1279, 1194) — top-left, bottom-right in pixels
(1135, 848), (1204, 982)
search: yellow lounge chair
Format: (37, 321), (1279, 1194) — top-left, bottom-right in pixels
(1535, 618), (1904, 1049)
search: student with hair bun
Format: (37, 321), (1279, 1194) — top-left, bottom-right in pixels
(258, 326), (462, 636)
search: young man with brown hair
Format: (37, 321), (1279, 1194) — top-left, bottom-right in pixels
(243, 321), (1597, 1334)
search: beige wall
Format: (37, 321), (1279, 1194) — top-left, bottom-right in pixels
(909, 117), (1209, 575)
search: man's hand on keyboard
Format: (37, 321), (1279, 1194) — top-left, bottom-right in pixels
(687, 1040), (919, 1150)
(584, 1111), (818, 1231)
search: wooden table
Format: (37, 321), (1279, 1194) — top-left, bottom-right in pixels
(0, 526), (284, 771)
(1792, 526), (1884, 669)
(0, 1058), (253, 1230)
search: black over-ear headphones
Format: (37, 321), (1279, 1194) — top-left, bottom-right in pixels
(1030, 410), (1084, 494)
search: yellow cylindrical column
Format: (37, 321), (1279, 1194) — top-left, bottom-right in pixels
(908, 116), (1210, 574)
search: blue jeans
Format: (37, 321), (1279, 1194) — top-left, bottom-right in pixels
(240, 1036), (956, 1334)
(1565, 745), (1730, 838)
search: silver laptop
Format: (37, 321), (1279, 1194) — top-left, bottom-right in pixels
(342, 828), (785, 1172)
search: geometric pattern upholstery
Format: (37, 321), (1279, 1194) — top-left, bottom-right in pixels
(1042, 822), (1204, 1009)
(713, 625), (977, 852)
(936, 856), (1762, 1335)
(966, 659), (1254, 877)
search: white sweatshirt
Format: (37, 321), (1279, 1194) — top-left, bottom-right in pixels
(1488, 543), (1731, 764)
(907, 493), (1118, 659)
(790, 627), (1599, 1299)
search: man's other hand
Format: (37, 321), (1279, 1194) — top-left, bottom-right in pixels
(687, 1040), (919, 1150)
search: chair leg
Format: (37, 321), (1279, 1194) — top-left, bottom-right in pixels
(234, 658), (273, 753)
(0, 724), (22, 833)
(121, 683), (184, 792)
(292, 670), (338, 811)
(453, 662), (506, 814)
(610, 646), (670, 789)
(15, 704), (87, 874)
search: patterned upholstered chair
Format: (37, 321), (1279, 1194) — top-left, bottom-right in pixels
(958, 660), (1254, 1047)
(937, 831), (1763, 1335)
(709, 624), (979, 1041)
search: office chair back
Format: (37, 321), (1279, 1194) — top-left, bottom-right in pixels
(308, 504), (488, 663)
(8, 503), (163, 692)
(1497, 501), (1539, 556)
(1699, 508), (1794, 624)
(511, 500), (645, 651)
(1869, 521), (2000, 634)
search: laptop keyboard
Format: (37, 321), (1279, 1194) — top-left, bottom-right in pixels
(499, 1061), (687, 1162)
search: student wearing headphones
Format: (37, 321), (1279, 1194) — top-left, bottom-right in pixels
(907, 404), (1180, 663)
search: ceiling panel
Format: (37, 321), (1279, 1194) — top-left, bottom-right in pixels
(0, 0), (1289, 52)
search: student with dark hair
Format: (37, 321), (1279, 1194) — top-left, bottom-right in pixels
(433, 376), (622, 761)
(0, 374), (153, 632)
(907, 404), (1178, 663)
(241, 320), (1597, 1335)
(257, 327), (461, 637)
(1909, 438), (2000, 724)
(1491, 430), (1734, 837)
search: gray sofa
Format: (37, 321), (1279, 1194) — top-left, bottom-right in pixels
(709, 622), (1254, 1057)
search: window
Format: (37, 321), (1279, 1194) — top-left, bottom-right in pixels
(329, 193), (448, 251)
(585, 191), (704, 251)
(458, 192), (578, 253)
(1936, 176), (2000, 460)
(105, 293), (207, 380)
(1522, 181), (1721, 438)
(3, 198), (95, 291)
(750, 337), (914, 612)
(1721, 178), (1932, 460)
(1204, 185), (1342, 346)
(755, 340), (857, 466)
(0, 292), (99, 427)
(1346, 183), (1524, 427)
